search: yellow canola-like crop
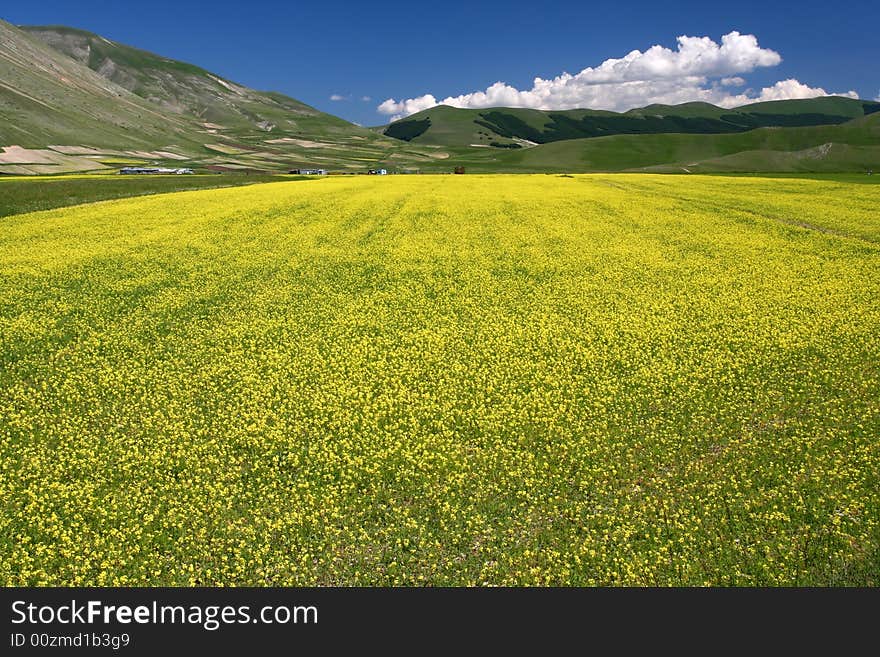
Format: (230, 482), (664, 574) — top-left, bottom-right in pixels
(1, 173), (878, 585)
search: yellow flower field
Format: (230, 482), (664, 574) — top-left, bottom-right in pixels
(1, 174), (878, 585)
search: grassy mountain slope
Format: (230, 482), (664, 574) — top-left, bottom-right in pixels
(1, 21), (435, 174)
(0, 20), (206, 153)
(738, 97), (880, 117)
(384, 97), (880, 147)
(21, 25), (359, 142)
(425, 113), (880, 173)
(624, 102), (733, 119)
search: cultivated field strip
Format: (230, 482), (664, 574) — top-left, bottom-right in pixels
(1, 174), (878, 585)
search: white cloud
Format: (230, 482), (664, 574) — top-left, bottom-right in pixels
(361, 95), (372, 102)
(378, 94), (438, 122)
(378, 31), (859, 118)
(724, 79), (858, 105)
(329, 94), (348, 101)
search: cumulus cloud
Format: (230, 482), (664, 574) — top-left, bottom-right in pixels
(378, 94), (439, 121)
(724, 79), (858, 104)
(378, 31), (858, 118)
(329, 94), (348, 101)
(714, 80), (859, 109)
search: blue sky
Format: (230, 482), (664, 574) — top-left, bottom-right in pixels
(3, 1), (877, 125)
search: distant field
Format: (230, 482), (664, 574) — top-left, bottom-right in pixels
(1, 175), (878, 585)
(0, 174), (310, 218)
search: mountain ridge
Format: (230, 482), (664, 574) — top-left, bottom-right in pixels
(20, 24), (361, 137)
(382, 97), (880, 147)
(1, 20), (425, 174)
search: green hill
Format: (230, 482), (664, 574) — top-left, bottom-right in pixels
(21, 25), (358, 141)
(0, 20), (209, 160)
(1, 21), (432, 174)
(736, 97), (878, 117)
(416, 112), (880, 173)
(383, 98), (880, 147)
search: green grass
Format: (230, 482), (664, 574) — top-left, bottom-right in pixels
(0, 174), (311, 218)
(408, 114), (880, 173)
(738, 97), (880, 117)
